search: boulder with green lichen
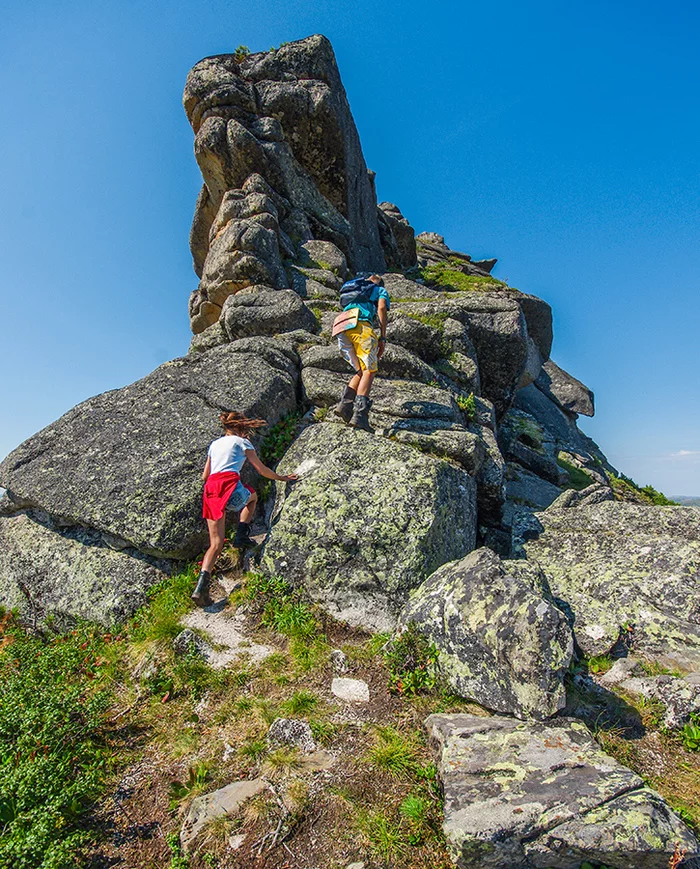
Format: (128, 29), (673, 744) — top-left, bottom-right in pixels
(262, 423), (477, 631)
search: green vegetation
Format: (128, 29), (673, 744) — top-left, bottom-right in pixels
(257, 411), (302, 501)
(0, 620), (113, 869)
(384, 622), (440, 697)
(681, 716), (700, 752)
(557, 452), (594, 491)
(404, 311), (449, 330)
(456, 391), (477, 420)
(586, 653), (614, 675)
(607, 472), (678, 505)
(232, 44), (250, 63)
(417, 263), (505, 293)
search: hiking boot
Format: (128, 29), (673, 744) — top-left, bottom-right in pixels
(333, 385), (357, 424)
(191, 570), (211, 606)
(349, 395), (373, 432)
(233, 521), (255, 549)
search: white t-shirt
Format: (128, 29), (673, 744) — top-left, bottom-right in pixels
(207, 435), (254, 474)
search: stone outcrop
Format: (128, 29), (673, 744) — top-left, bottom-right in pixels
(524, 500), (700, 671)
(426, 713), (699, 869)
(183, 36), (386, 332)
(400, 548), (573, 719)
(262, 422), (477, 631)
(0, 341), (299, 565)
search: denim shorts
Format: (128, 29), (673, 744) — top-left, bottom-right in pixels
(226, 481), (253, 512)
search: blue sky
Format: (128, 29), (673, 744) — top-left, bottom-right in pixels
(1, 0), (699, 495)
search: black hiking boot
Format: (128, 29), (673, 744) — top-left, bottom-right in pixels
(233, 521), (255, 549)
(191, 570), (211, 606)
(333, 385), (357, 424)
(349, 395), (373, 432)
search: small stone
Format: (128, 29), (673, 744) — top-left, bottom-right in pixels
(330, 649), (349, 674)
(172, 628), (213, 660)
(228, 833), (246, 851)
(331, 677), (369, 704)
(222, 742), (235, 762)
(598, 657), (641, 686)
(346, 863), (365, 869)
(180, 779), (265, 852)
(267, 718), (316, 753)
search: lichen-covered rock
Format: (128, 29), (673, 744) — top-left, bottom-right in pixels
(262, 423), (477, 631)
(425, 713), (699, 869)
(221, 285), (318, 340)
(614, 672), (700, 730)
(298, 239), (348, 277)
(267, 717), (316, 752)
(401, 548), (572, 718)
(525, 501), (700, 670)
(0, 511), (170, 627)
(0, 342), (299, 559)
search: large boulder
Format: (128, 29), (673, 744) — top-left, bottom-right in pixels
(262, 423), (477, 631)
(400, 548), (572, 718)
(425, 713), (699, 869)
(524, 501), (700, 671)
(0, 511), (170, 628)
(0, 341), (299, 560)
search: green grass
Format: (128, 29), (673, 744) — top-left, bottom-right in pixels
(404, 311), (449, 330)
(557, 453), (593, 491)
(587, 654), (613, 675)
(0, 621), (113, 869)
(281, 689), (319, 716)
(129, 566), (198, 643)
(384, 622), (440, 698)
(418, 263), (505, 293)
(456, 392), (476, 420)
(366, 727), (427, 779)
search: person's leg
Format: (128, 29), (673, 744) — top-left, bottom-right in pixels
(335, 333), (362, 423)
(193, 516), (225, 603)
(357, 370), (375, 397)
(233, 486), (257, 547)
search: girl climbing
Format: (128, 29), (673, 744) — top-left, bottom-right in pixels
(192, 411), (298, 604)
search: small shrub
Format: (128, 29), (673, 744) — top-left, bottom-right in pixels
(232, 45), (250, 63)
(259, 411), (302, 467)
(166, 831), (190, 868)
(587, 654), (613, 675)
(384, 622), (440, 697)
(456, 392), (476, 420)
(681, 717), (700, 752)
(168, 762), (209, 810)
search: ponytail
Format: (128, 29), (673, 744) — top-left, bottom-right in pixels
(219, 411), (267, 438)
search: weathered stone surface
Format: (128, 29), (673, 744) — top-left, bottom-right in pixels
(505, 463), (563, 510)
(263, 423), (477, 631)
(615, 672), (700, 729)
(221, 285), (318, 340)
(378, 201), (417, 270)
(181, 606), (275, 669)
(0, 511), (170, 628)
(184, 35), (385, 331)
(330, 648), (349, 673)
(0, 342), (299, 559)
(331, 677), (370, 703)
(536, 359), (595, 417)
(516, 293), (553, 362)
(402, 549), (572, 718)
(388, 428), (485, 475)
(181, 779), (265, 852)
(549, 482), (614, 509)
(172, 628), (214, 660)
(298, 239), (348, 277)
(525, 501), (700, 670)
(425, 713), (698, 869)
(267, 717), (316, 752)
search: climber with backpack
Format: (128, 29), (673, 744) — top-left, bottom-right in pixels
(332, 273), (389, 431)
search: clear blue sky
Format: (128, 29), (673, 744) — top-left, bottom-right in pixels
(1, 0), (699, 495)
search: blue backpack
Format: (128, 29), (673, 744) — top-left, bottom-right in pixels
(339, 277), (377, 309)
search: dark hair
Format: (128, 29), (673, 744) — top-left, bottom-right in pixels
(219, 411), (267, 438)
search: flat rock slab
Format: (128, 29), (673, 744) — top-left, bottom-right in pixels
(524, 502), (700, 670)
(425, 713), (698, 869)
(181, 607), (274, 669)
(332, 677), (370, 703)
(181, 778), (265, 852)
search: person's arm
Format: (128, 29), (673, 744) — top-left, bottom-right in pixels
(201, 455), (212, 482)
(245, 449), (298, 482)
(377, 297), (388, 359)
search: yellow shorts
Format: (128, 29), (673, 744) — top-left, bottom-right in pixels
(337, 322), (379, 373)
